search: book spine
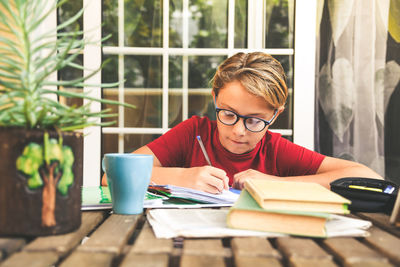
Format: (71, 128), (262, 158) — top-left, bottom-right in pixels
(244, 181), (264, 208)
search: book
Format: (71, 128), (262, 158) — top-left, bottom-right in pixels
(390, 191), (400, 227)
(148, 207), (371, 238)
(244, 179), (351, 214)
(81, 186), (112, 210)
(81, 186), (166, 210)
(227, 189), (332, 237)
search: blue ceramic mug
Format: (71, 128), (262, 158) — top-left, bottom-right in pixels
(102, 153), (153, 214)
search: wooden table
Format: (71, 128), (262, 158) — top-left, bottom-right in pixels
(1, 211), (400, 267)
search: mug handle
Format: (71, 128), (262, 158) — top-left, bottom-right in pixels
(101, 157), (106, 172)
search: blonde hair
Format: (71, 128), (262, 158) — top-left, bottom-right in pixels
(211, 52), (288, 109)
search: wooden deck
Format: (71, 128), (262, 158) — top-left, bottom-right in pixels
(1, 211), (399, 267)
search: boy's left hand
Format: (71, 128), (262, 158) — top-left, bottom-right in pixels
(232, 169), (279, 189)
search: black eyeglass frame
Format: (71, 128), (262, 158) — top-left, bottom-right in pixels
(215, 107), (278, 132)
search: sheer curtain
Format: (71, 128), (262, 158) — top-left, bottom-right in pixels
(315, 0), (400, 182)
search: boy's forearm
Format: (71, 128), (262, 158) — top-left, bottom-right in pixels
(151, 166), (186, 186)
(284, 165), (383, 189)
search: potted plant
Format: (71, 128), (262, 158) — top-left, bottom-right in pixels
(0, 0), (134, 236)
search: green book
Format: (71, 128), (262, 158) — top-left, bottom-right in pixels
(81, 186), (166, 210)
(227, 189), (331, 237)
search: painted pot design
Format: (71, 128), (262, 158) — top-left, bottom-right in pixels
(0, 128), (83, 236)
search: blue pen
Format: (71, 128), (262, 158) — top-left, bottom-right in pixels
(196, 135), (212, 166)
(197, 135), (231, 192)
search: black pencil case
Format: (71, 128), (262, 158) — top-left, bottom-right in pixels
(330, 177), (399, 214)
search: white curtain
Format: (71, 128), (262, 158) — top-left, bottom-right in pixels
(315, 0), (400, 178)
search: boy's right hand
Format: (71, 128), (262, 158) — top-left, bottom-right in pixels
(180, 166), (229, 194)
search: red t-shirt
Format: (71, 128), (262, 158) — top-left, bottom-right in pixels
(147, 116), (325, 186)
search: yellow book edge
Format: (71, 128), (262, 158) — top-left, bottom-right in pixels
(244, 179), (350, 214)
(227, 189), (329, 238)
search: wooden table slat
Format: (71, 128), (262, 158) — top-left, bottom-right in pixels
(23, 211), (107, 256)
(362, 226), (400, 265)
(2, 210), (400, 267)
(180, 255), (225, 267)
(276, 237), (333, 260)
(58, 251), (114, 267)
(0, 251), (58, 267)
(276, 237), (337, 267)
(341, 262), (394, 267)
(120, 253), (170, 267)
(130, 221), (173, 254)
(356, 213), (400, 238)
(77, 214), (141, 254)
(287, 258), (338, 267)
(0, 238), (26, 261)
(183, 239), (228, 257)
(234, 256), (283, 267)
(231, 237), (281, 259)
(323, 237), (392, 266)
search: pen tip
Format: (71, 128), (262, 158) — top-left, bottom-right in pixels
(196, 135), (201, 140)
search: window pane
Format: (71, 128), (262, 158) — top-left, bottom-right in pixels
(102, 134), (161, 154)
(58, 1), (83, 108)
(269, 54), (293, 130)
(102, 0), (118, 46)
(169, 55), (183, 88)
(170, 0), (183, 48)
(189, 56), (225, 88)
(102, 55), (163, 128)
(188, 56), (224, 118)
(59, 55), (83, 107)
(189, 94), (215, 119)
(169, 56), (183, 128)
(235, 0), (247, 48)
(58, 0), (83, 34)
(125, 0), (162, 47)
(265, 0), (294, 48)
(189, 0), (228, 48)
(269, 87), (292, 130)
(274, 55), (293, 89)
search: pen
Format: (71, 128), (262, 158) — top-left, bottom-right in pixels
(196, 135), (212, 166)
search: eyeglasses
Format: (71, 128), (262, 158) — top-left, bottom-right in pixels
(215, 107), (278, 132)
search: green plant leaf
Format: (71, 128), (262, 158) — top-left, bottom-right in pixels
(0, 0), (134, 130)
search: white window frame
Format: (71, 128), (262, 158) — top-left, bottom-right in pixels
(80, 0), (317, 186)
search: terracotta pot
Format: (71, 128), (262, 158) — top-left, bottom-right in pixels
(0, 128), (83, 236)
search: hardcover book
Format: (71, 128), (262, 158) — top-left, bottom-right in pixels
(244, 179), (351, 214)
(227, 189), (330, 237)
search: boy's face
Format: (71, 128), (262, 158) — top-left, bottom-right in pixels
(214, 80), (278, 154)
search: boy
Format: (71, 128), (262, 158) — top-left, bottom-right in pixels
(103, 52), (382, 193)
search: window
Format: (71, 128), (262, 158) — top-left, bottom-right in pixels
(59, 0), (317, 185)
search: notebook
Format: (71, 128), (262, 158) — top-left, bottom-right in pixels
(81, 186), (165, 210)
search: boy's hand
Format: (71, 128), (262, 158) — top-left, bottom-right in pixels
(233, 169), (279, 189)
(181, 166), (229, 194)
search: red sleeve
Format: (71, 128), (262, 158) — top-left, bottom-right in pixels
(147, 116), (197, 167)
(274, 136), (325, 176)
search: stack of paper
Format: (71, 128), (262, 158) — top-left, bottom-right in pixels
(147, 208), (372, 238)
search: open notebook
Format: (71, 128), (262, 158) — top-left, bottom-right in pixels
(81, 186), (240, 210)
(81, 186), (166, 210)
